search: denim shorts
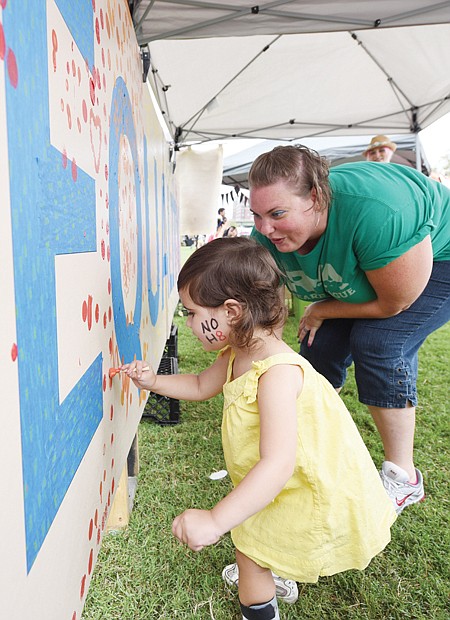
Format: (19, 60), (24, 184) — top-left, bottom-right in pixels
(300, 261), (450, 408)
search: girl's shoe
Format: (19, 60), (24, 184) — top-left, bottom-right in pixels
(221, 563), (298, 604)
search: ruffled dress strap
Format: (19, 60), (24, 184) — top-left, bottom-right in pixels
(242, 353), (304, 405)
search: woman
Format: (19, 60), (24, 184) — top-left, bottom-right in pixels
(248, 145), (450, 514)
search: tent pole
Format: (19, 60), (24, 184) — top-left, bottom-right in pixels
(415, 133), (422, 171)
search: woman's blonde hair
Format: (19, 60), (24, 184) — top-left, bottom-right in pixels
(248, 144), (331, 212)
(178, 237), (287, 348)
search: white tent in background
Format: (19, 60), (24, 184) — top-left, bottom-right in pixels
(222, 133), (431, 188)
(129, 0), (450, 165)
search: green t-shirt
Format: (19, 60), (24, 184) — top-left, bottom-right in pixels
(252, 162), (450, 303)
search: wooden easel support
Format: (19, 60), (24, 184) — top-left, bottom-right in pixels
(106, 434), (139, 531)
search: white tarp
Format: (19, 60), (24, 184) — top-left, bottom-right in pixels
(222, 134), (431, 187)
(130, 1), (450, 147)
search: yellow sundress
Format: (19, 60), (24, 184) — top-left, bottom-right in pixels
(221, 351), (397, 583)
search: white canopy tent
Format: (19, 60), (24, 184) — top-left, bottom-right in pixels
(128, 1), (450, 154)
(222, 133), (432, 187)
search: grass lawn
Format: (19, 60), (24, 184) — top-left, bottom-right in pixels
(82, 313), (450, 620)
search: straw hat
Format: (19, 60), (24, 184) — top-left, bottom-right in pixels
(363, 135), (397, 155)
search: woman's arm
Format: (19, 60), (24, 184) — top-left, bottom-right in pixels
(122, 349), (229, 401)
(299, 236), (433, 345)
(172, 364), (302, 551)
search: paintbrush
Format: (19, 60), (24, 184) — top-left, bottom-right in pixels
(109, 366), (150, 379)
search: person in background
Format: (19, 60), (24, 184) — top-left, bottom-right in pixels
(122, 237), (396, 620)
(208, 218), (228, 243)
(218, 207), (226, 228)
(363, 135), (397, 162)
(248, 144), (450, 519)
(223, 225), (239, 237)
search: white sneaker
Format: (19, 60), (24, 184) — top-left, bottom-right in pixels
(222, 563), (298, 604)
(380, 461), (425, 514)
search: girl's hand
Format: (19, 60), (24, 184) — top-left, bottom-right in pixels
(172, 509), (222, 552)
(298, 303), (324, 347)
(121, 360), (157, 390)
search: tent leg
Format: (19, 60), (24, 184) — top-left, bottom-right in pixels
(415, 133), (422, 171)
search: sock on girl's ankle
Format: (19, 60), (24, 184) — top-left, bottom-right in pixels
(240, 595), (280, 620)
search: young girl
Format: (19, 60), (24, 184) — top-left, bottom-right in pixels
(123, 237), (396, 620)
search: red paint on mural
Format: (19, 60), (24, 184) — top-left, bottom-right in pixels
(7, 48), (18, 88)
(11, 343), (18, 361)
(0, 23), (5, 60)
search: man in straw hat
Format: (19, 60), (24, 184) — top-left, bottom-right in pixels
(363, 135), (397, 163)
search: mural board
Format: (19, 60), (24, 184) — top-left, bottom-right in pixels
(0, 0), (179, 618)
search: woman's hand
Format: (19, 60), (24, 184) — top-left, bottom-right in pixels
(121, 360), (157, 390)
(298, 302), (324, 347)
(172, 509), (222, 552)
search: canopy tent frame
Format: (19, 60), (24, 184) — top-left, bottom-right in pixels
(131, 0), (450, 44)
(127, 1), (450, 174)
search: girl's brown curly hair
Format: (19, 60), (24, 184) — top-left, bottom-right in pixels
(177, 237), (287, 348)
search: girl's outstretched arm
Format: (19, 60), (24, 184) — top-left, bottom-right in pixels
(172, 364), (302, 551)
(122, 348), (230, 401)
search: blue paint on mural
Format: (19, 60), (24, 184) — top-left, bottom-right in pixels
(54, 0), (95, 71)
(3, 0), (178, 572)
(3, 1), (102, 571)
(144, 140), (161, 326)
(108, 77), (143, 363)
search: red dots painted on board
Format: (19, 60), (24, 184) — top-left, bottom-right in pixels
(88, 549), (94, 575)
(110, 433), (114, 446)
(82, 99), (87, 122)
(62, 149), (68, 168)
(107, 245), (110, 262)
(95, 17), (100, 44)
(102, 374), (106, 392)
(88, 518), (94, 540)
(104, 164), (108, 180)
(111, 478), (115, 494)
(0, 23), (5, 60)
(108, 337), (113, 354)
(108, 278), (111, 295)
(108, 306), (112, 322)
(51, 29), (58, 71)
(80, 574), (86, 599)
(94, 508), (98, 527)
(110, 405), (114, 421)
(87, 294), (93, 330)
(11, 343), (18, 361)
(72, 612), (77, 620)
(71, 158), (78, 182)
(82, 300), (88, 322)
(103, 312), (107, 329)
(71, 59), (76, 77)
(100, 238), (105, 260)
(66, 103), (72, 129)
(7, 48), (18, 88)
(89, 77), (95, 105)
